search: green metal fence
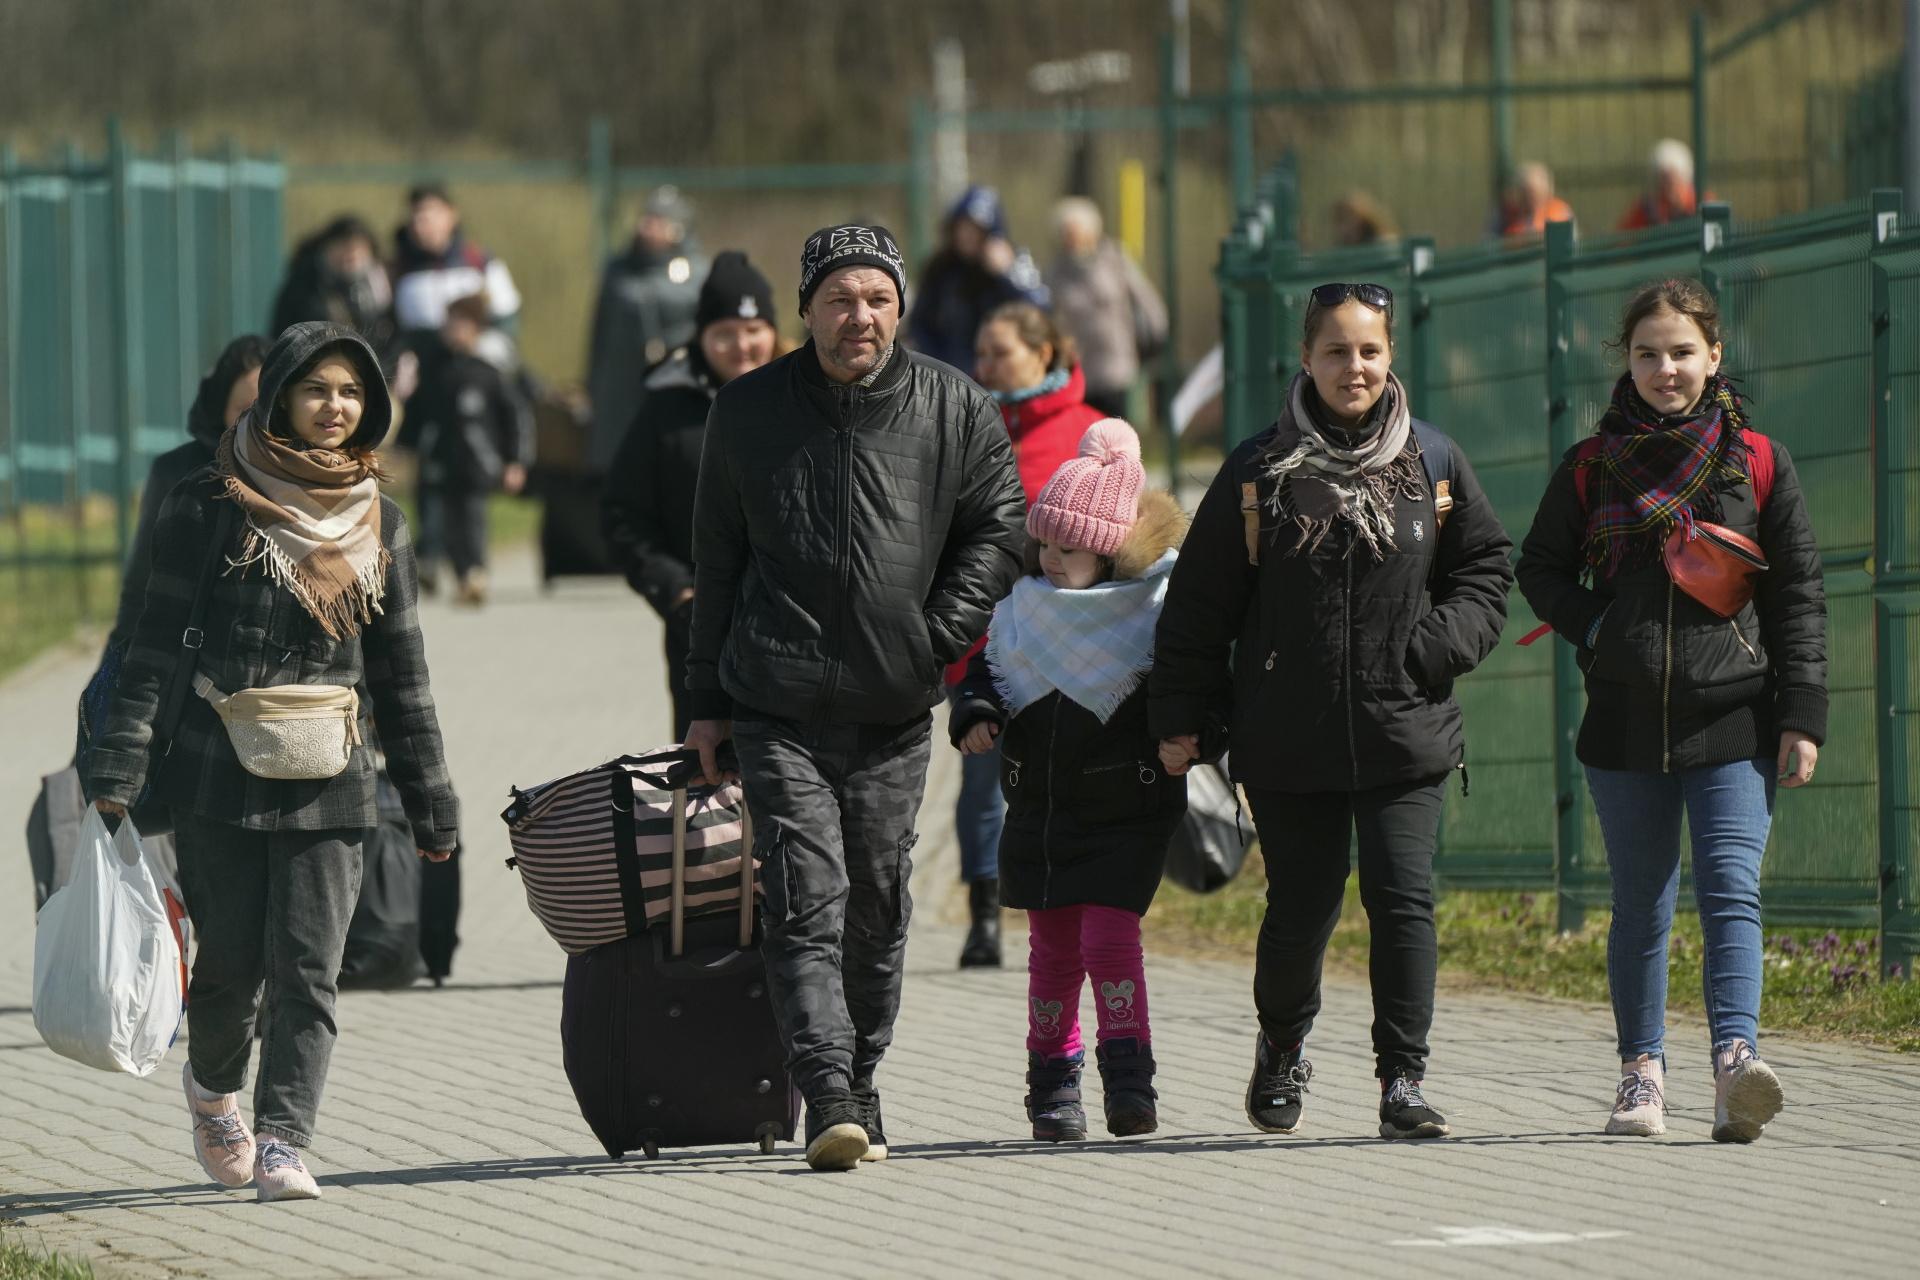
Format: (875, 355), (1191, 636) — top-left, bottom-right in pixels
(1215, 193), (1920, 972)
(0, 123), (283, 668)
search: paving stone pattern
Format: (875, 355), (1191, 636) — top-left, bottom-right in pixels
(1, 556), (1915, 1278)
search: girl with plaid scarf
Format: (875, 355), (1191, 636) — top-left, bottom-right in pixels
(948, 419), (1190, 1143)
(1517, 278), (1828, 1144)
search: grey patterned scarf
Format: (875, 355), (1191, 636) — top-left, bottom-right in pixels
(1262, 371), (1422, 560)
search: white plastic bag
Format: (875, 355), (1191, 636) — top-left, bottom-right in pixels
(32, 809), (186, 1076)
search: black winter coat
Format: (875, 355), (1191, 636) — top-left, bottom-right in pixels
(949, 492), (1190, 915)
(1150, 419), (1514, 793)
(687, 342), (1027, 727)
(600, 349), (714, 620)
(411, 350), (534, 492)
(1515, 433), (1827, 771)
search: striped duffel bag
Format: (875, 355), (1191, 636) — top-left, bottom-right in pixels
(501, 746), (756, 955)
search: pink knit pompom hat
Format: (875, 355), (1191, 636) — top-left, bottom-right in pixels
(1027, 418), (1145, 557)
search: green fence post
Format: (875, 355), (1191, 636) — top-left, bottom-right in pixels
(588, 116), (614, 271)
(0, 143), (15, 527)
(1491, 0), (1515, 200)
(1157, 34), (1182, 488)
(168, 131), (198, 401)
(1226, 0), (1255, 214)
(1691, 10), (1710, 200)
(1544, 217), (1589, 933)
(907, 99), (934, 270)
(105, 118), (138, 569)
(1869, 187), (1918, 977)
(221, 136), (248, 336)
(1217, 220), (1254, 448)
(59, 141), (87, 615)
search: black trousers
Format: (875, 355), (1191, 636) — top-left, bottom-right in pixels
(664, 605), (693, 742)
(1244, 778), (1446, 1079)
(417, 481), (490, 579)
(174, 814), (364, 1146)
(732, 713), (932, 1102)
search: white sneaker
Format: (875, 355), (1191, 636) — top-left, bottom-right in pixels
(254, 1139), (321, 1202)
(1604, 1054), (1666, 1136)
(1712, 1040), (1784, 1143)
(182, 1060), (255, 1187)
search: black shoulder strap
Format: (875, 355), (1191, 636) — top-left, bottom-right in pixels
(155, 499), (236, 748)
(1411, 420), (1455, 530)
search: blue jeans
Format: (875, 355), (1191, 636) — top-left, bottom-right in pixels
(1585, 759), (1775, 1066)
(949, 690), (1004, 882)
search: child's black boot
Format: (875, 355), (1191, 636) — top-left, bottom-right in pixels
(1095, 1037), (1158, 1137)
(1024, 1051), (1088, 1142)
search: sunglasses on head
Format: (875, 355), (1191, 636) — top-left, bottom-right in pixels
(1309, 282), (1394, 314)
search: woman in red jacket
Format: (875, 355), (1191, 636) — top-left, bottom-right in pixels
(946, 303), (1106, 968)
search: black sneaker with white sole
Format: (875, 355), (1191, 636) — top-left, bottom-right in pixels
(1378, 1071), (1450, 1140)
(1245, 1034), (1313, 1134)
(802, 1093), (869, 1171)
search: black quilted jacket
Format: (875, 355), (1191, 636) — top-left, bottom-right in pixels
(686, 341), (1027, 726)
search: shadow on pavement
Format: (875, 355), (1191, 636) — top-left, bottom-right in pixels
(5, 1126), (1730, 1215)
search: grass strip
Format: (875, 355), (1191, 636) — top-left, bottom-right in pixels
(0, 1224), (93, 1280)
(1148, 850), (1920, 1054)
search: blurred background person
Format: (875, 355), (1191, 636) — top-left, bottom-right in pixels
(408, 293), (533, 605)
(391, 184), (522, 376)
(942, 300), (1105, 969)
(1046, 197), (1167, 420)
(271, 215), (395, 357)
(1618, 138), (1703, 230)
(1494, 161), (1576, 240)
(602, 251), (778, 739)
(586, 186), (706, 475)
(1332, 190), (1399, 246)
(907, 184), (1049, 371)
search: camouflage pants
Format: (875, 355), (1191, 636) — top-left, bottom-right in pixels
(732, 712), (932, 1101)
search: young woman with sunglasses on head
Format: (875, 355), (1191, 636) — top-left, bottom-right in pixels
(1151, 283), (1513, 1140)
(1516, 279), (1826, 1142)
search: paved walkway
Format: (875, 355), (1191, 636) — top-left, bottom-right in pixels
(2, 551), (1916, 1279)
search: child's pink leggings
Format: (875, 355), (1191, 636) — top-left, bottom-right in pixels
(1026, 904), (1150, 1058)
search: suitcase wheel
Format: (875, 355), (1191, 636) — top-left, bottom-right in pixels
(758, 1132), (777, 1155)
(642, 1140), (660, 1161)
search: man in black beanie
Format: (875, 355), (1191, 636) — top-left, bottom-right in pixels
(602, 250), (779, 737)
(685, 225), (1025, 1170)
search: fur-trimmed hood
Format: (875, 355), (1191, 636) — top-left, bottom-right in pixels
(1112, 489), (1188, 580)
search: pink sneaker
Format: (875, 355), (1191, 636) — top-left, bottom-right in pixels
(254, 1139), (321, 1202)
(182, 1060), (255, 1187)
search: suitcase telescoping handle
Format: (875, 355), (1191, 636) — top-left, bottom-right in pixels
(668, 786), (755, 958)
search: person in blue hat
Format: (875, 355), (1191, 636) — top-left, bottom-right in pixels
(905, 185), (1049, 371)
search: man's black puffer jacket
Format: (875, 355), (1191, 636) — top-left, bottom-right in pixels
(1149, 418), (1514, 794)
(1515, 432), (1827, 772)
(687, 341), (1027, 726)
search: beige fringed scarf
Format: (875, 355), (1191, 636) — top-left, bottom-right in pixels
(215, 411), (389, 639)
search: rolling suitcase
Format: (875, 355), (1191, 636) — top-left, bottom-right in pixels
(558, 778), (798, 1160)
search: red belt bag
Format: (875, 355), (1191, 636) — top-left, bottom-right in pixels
(1663, 521), (1768, 617)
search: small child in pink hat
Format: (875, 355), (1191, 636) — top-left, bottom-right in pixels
(948, 418), (1190, 1141)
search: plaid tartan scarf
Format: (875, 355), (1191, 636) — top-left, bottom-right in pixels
(1577, 372), (1751, 576)
(985, 550), (1176, 724)
(216, 410), (389, 639)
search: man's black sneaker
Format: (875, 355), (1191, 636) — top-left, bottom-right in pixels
(1378, 1071), (1450, 1140)
(1245, 1034), (1313, 1134)
(802, 1092), (869, 1170)
(1025, 1051), (1088, 1143)
(1095, 1037), (1158, 1137)
(852, 1080), (887, 1162)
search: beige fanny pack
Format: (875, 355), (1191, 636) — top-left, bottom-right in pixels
(193, 674), (362, 780)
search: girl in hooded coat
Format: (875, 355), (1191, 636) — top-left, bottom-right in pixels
(88, 322), (459, 1202)
(949, 419), (1189, 1142)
